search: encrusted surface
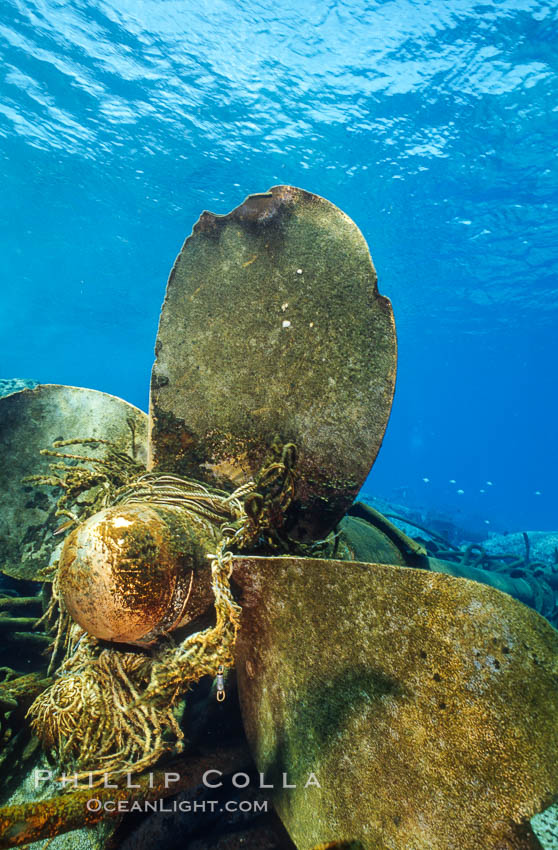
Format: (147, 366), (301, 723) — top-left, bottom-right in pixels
(150, 186), (396, 540)
(59, 503), (215, 643)
(233, 556), (558, 850)
(0, 385), (148, 581)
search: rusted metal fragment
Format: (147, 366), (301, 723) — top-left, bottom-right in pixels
(0, 745), (250, 849)
(150, 186), (396, 540)
(232, 556), (558, 850)
(0, 385), (148, 581)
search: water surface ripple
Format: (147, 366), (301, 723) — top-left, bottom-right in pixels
(1, 0), (557, 531)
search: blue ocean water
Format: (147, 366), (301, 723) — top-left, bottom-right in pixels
(0, 0), (556, 535)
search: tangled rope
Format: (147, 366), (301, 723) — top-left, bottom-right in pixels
(27, 439), (298, 780)
(24, 436), (146, 532)
(29, 627), (171, 779)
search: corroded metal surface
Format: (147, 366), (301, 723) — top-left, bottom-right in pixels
(0, 385), (148, 581)
(59, 503), (216, 645)
(0, 745), (251, 850)
(150, 186), (396, 541)
(233, 556), (558, 850)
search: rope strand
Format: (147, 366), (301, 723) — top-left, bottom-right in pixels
(27, 439), (297, 780)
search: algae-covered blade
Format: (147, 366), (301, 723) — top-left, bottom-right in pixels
(0, 385), (148, 581)
(232, 555), (558, 850)
(150, 186), (396, 541)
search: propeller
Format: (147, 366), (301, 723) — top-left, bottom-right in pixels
(1, 188), (556, 850)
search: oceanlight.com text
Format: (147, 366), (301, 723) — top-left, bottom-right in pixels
(85, 798), (269, 814)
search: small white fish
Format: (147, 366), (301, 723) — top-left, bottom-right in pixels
(422, 477), (430, 483)
(479, 489), (486, 494)
(457, 489), (464, 495)
(449, 479), (456, 484)
(484, 519), (490, 524)
(486, 481), (493, 486)
(534, 490), (541, 496)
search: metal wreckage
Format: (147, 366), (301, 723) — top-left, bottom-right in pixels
(0, 186), (557, 850)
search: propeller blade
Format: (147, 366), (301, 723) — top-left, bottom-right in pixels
(150, 186), (396, 541)
(0, 384), (147, 581)
(232, 555), (558, 850)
